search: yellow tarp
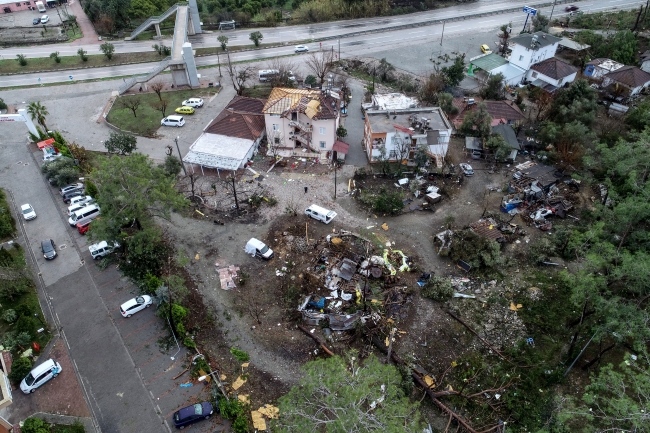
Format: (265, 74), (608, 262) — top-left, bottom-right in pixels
(251, 411), (266, 430)
(258, 404), (280, 419)
(381, 223), (389, 231)
(305, 99), (320, 119)
(509, 302), (523, 311)
(232, 376), (247, 390)
(423, 375), (435, 388)
(331, 237), (342, 245)
(238, 394), (250, 404)
(198, 369), (210, 383)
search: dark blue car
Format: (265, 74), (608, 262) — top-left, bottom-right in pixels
(173, 402), (214, 429)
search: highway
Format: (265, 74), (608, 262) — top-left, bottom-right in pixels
(0, 0), (645, 88)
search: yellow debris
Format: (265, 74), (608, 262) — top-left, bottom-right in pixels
(238, 394), (250, 404)
(385, 337), (390, 347)
(198, 369), (211, 383)
(195, 254), (200, 260)
(451, 361), (458, 368)
(386, 318), (395, 324)
(232, 376), (247, 390)
(423, 375), (435, 388)
(331, 237), (343, 245)
(220, 374), (227, 381)
(509, 302), (523, 311)
(258, 404), (279, 419)
(371, 299), (381, 304)
(397, 330), (407, 335)
(195, 209), (205, 217)
(241, 362), (250, 368)
(251, 411), (266, 430)
(381, 223), (389, 231)
(446, 384), (454, 391)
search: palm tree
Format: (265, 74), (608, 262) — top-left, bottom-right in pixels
(27, 101), (49, 132)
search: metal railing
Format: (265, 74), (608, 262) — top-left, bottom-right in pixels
(289, 120), (313, 132)
(118, 56), (171, 94)
(126, 2), (187, 40)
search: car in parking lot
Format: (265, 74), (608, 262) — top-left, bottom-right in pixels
(565, 5), (579, 12)
(20, 204), (37, 221)
(175, 106), (195, 115)
(40, 15), (49, 24)
(20, 358), (61, 394)
(480, 44), (492, 54)
(459, 163), (474, 176)
(62, 189), (84, 204)
(182, 98), (204, 108)
(172, 402), (214, 429)
(59, 183), (84, 196)
(161, 115), (185, 127)
(33, 18), (41, 25)
(295, 45), (309, 53)
(89, 241), (119, 260)
(41, 239), (57, 260)
(69, 195), (93, 207)
(120, 295), (152, 317)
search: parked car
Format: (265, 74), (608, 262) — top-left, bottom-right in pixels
(76, 219), (93, 235)
(62, 189), (84, 204)
(20, 358), (62, 394)
(305, 204), (337, 224)
(295, 45), (309, 53)
(20, 204), (37, 221)
(161, 115), (185, 127)
(175, 106), (195, 115)
(480, 44), (492, 54)
(40, 15), (49, 24)
(565, 5), (579, 12)
(120, 295), (152, 317)
(172, 402), (214, 429)
(182, 98), (204, 108)
(59, 183), (84, 196)
(69, 195), (93, 206)
(41, 239), (57, 260)
(459, 163), (474, 176)
(245, 238), (274, 260)
(32, 18), (41, 25)
(89, 241), (119, 260)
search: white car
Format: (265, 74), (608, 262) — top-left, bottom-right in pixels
(89, 241), (119, 260)
(120, 295), (153, 317)
(459, 163), (474, 176)
(20, 358), (61, 394)
(20, 204), (36, 221)
(40, 15), (49, 24)
(69, 195), (93, 207)
(295, 45), (309, 53)
(59, 183), (84, 196)
(161, 115), (185, 127)
(182, 98), (204, 108)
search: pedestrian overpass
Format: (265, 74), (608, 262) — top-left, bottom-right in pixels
(118, 0), (202, 94)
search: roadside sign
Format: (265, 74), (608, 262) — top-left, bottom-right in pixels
(523, 6), (537, 16)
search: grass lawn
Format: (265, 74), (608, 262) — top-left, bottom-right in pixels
(243, 84), (274, 99)
(106, 88), (218, 136)
(0, 52), (169, 75)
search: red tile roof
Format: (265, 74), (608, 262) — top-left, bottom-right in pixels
(530, 57), (578, 80)
(605, 65), (650, 88)
(204, 96), (266, 140)
(450, 99), (525, 126)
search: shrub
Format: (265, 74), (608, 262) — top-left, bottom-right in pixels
(219, 398), (248, 433)
(182, 337), (196, 348)
(0, 98), (8, 110)
(41, 157), (80, 187)
(171, 303), (188, 324)
(304, 75), (317, 87)
(85, 180), (99, 198)
(0, 278), (31, 301)
(16, 54), (27, 66)
(104, 131), (137, 155)
(21, 417), (48, 433)
(230, 347), (250, 362)
(8, 356), (32, 384)
(2, 309), (17, 323)
(421, 275), (454, 301)
(359, 187), (404, 216)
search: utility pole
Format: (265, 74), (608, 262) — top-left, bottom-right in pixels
(230, 175), (239, 210)
(216, 50), (222, 77)
(174, 136), (187, 175)
(549, 0), (557, 23)
(440, 21), (445, 46)
(334, 164), (337, 199)
(338, 39), (340, 60)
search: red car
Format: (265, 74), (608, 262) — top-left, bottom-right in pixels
(77, 220), (92, 235)
(565, 5), (579, 12)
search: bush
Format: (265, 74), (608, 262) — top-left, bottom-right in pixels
(2, 309), (17, 323)
(448, 229), (507, 273)
(0, 189), (16, 239)
(421, 275), (454, 301)
(41, 157), (80, 187)
(15, 315), (37, 336)
(0, 278), (31, 301)
(160, 155), (182, 177)
(104, 131), (137, 155)
(85, 180), (99, 198)
(0, 98), (7, 110)
(182, 336), (196, 348)
(8, 356), (32, 384)
(171, 303), (188, 324)
(21, 417), (48, 433)
(528, 237), (557, 264)
(219, 398), (248, 433)
(230, 347), (250, 362)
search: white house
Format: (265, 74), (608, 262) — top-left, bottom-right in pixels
(507, 32), (562, 71)
(602, 65), (650, 96)
(364, 107), (452, 167)
(262, 87), (341, 160)
(527, 57), (578, 91)
(584, 58), (625, 79)
(183, 96), (266, 173)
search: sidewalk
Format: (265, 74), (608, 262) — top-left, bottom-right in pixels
(68, 0), (100, 46)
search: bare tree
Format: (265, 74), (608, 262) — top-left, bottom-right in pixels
(119, 97), (141, 118)
(150, 79), (165, 101)
(305, 51), (335, 85)
(393, 133), (412, 170)
(265, 57), (298, 87)
(151, 98), (169, 117)
(267, 129), (286, 158)
(226, 50), (253, 96)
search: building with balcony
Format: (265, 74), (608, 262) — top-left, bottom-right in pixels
(363, 107), (452, 167)
(262, 88), (342, 160)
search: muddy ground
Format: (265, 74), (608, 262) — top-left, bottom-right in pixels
(158, 134), (586, 426)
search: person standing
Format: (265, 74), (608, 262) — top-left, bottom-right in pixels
(304, 186), (308, 194)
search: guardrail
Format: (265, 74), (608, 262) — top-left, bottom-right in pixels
(118, 56), (171, 94)
(126, 2), (188, 40)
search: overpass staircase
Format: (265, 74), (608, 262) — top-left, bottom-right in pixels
(126, 2), (186, 41)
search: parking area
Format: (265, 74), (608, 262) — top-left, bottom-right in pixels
(0, 6), (62, 27)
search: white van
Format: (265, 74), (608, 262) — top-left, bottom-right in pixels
(35, 0), (46, 12)
(305, 204), (337, 224)
(68, 204), (100, 226)
(245, 238), (273, 260)
(160, 115), (185, 127)
(67, 200), (94, 216)
(20, 358), (62, 394)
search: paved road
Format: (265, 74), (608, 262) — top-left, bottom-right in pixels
(1, 0), (643, 60)
(0, 121), (222, 433)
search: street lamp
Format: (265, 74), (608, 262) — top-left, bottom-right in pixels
(34, 313), (46, 327)
(174, 136), (187, 176)
(167, 316), (181, 360)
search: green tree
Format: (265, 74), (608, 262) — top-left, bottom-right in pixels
(20, 417), (49, 433)
(485, 133), (512, 161)
(159, 155), (182, 177)
(460, 102), (492, 140)
(275, 354), (423, 432)
(16, 54), (27, 66)
(77, 48), (88, 61)
(532, 12), (549, 32)
(336, 125), (347, 139)
(304, 75), (317, 87)
(547, 79), (598, 127)
(625, 100), (650, 132)
(480, 72), (506, 100)
(104, 131), (137, 155)
(8, 356), (32, 384)
(41, 157), (80, 187)
(99, 42), (115, 60)
(438, 92), (456, 115)
(441, 55), (465, 87)
(605, 29), (637, 65)
(49, 51), (61, 63)
(376, 58), (394, 82)
(249, 31), (263, 47)
(27, 101), (49, 132)
(128, 0), (157, 18)
(218, 35), (229, 51)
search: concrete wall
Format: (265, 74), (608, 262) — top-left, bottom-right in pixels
(510, 43), (557, 71)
